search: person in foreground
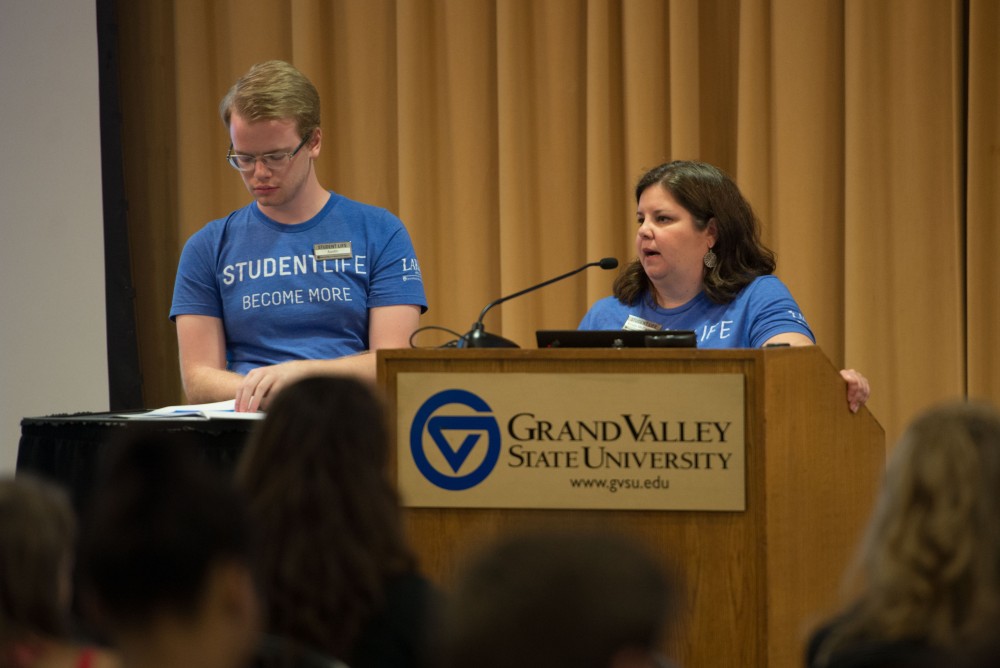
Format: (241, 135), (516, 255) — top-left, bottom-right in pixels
(75, 433), (261, 668)
(0, 476), (118, 668)
(235, 376), (438, 668)
(170, 60), (427, 412)
(579, 160), (869, 412)
(434, 529), (677, 668)
(806, 400), (1000, 668)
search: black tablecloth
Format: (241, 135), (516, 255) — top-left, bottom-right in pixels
(16, 412), (256, 513)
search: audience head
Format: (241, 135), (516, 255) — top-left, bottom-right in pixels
(813, 400), (1000, 664)
(76, 430), (259, 668)
(0, 475), (76, 650)
(614, 160), (775, 305)
(236, 375), (416, 660)
(436, 529), (676, 668)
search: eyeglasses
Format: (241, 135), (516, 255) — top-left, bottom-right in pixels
(226, 133), (312, 172)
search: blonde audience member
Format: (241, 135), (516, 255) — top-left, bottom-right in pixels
(236, 376), (438, 668)
(0, 476), (117, 668)
(807, 401), (1000, 667)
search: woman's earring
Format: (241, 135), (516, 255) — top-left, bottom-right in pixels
(703, 248), (718, 269)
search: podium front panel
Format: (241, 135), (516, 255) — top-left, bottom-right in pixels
(397, 370), (746, 511)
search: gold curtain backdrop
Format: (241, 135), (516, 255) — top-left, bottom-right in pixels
(118, 0), (999, 448)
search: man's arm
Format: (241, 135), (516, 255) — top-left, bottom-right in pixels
(233, 304), (421, 412)
(175, 314), (245, 403)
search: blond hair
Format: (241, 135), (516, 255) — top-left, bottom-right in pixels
(815, 401), (1000, 664)
(220, 60), (320, 140)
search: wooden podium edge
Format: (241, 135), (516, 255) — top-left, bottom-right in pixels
(760, 347), (885, 666)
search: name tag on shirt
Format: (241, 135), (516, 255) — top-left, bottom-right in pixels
(624, 315), (663, 331)
(314, 242), (353, 260)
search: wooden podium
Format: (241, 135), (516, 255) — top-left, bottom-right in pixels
(377, 347), (885, 667)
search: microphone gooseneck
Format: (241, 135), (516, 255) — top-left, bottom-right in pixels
(461, 257), (619, 348)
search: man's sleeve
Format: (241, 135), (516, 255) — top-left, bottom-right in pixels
(170, 231), (222, 321)
(367, 216), (428, 313)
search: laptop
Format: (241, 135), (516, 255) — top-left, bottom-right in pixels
(535, 329), (696, 349)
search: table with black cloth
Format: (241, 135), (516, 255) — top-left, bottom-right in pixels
(16, 412), (256, 513)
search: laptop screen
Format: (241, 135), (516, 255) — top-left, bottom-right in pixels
(535, 330), (696, 349)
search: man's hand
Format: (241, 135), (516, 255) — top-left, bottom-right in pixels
(177, 305), (419, 411)
(234, 359), (312, 412)
(840, 368), (871, 413)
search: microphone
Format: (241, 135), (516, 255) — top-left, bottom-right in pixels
(460, 257), (619, 348)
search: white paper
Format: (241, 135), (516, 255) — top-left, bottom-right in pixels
(117, 399), (264, 420)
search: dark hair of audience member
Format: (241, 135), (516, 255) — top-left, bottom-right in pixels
(436, 529), (676, 668)
(75, 429), (255, 634)
(235, 376), (417, 661)
(809, 401), (1000, 666)
(0, 475), (76, 648)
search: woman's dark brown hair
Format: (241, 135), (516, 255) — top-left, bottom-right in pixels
(614, 160), (776, 305)
(235, 376), (415, 660)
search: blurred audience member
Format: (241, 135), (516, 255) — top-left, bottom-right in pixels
(75, 432), (260, 668)
(435, 529), (677, 668)
(807, 401), (1000, 668)
(236, 376), (438, 668)
(0, 475), (117, 668)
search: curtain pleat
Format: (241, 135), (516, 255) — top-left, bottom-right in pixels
(843, 0), (966, 440)
(397, 0), (501, 344)
(120, 0), (997, 448)
(967, 0), (1000, 402)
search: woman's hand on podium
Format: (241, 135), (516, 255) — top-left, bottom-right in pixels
(840, 368), (871, 413)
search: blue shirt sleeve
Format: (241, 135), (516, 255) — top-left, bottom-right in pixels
(742, 276), (815, 347)
(170, 223), (224, 321)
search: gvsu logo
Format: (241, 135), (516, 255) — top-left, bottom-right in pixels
(409, 389), (501, 491)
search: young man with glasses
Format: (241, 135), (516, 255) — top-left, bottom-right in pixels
(170, 60), (426, 412)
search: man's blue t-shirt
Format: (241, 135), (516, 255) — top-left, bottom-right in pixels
(170, 192), (427, 374)
(578, 275), (813, 348)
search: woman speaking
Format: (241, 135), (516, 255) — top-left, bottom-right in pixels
(580, 160), (869, 412)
